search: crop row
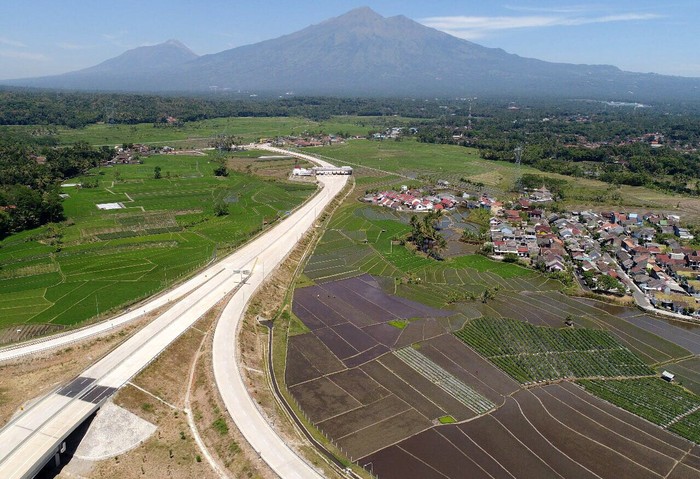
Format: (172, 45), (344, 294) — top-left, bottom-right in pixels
(394, 347), (495, 414)
(490, 350), (653, 383)
(578, 378), (700, 444)
(457, 317), (624, 355)
(668, 409), (700, 443)
(455, 317), (653, 383)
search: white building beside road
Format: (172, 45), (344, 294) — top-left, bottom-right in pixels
(292, 167), (313, 176)
(313, 166), (353, 175)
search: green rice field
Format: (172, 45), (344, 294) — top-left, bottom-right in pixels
(318, 139), (700, 221)
(0, 152), (315, 332)
(20, 115), (408, 147)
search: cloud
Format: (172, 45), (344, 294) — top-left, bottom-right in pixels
(563, 13), (663, 25)
(101, 30), (133, 48)
(420, 12), (662, 39)
(503, 4), (607, 14)
(57, 42), (94, 51)
(0, 50), (47, 61)
(101, 31), (129, 42)
(0, 37), (27, 48)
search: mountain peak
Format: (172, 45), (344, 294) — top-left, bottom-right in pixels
(341, 6), (383, 19)
(71, 39), (198, 76)
(322, 6), (384, 26)
(163, 39), (196, 54)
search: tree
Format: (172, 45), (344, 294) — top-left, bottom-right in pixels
(153, 166), (162, 179)
(408, 211), (446, 259)
(461, 228), (484, 243)
(0, 209), (10, 239)
(210, 134), (241, 152)
(597, 274), (626, 295)
(503, 253), (519, 263)
(480, 242), (494, 255)
(214, 199), (229, 216)
(480, 288), (497, 303)
(213, 161), (229, 177)
(41, 188), (64, 223)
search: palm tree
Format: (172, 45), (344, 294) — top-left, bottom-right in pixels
(481, 288), (497, 303)
(410, 211), (447, 258)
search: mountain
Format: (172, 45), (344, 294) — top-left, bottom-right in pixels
(11, 40), (199, 91)
(5, 7), (700, 100)
(81, 39), (198, 73)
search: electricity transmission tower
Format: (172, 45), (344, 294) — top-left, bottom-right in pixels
(104, 103), (116, 125)
(514, 145), (523, 192)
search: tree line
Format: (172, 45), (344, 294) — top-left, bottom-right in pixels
(415, 99), (700, 196)
(0, 88), (465, 128)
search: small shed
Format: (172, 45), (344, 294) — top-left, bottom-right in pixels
(661, 371), (675, 382)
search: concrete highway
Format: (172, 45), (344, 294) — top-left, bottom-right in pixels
(213, 145), (348, 479)
(0, 146), (347, 478)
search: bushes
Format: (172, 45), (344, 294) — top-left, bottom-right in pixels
(212, 417), (229, 435)
(214, 200), (229, 217)
(213, 162), (229, 177)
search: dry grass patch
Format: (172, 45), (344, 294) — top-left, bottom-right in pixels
(189, 327), (273, 479)
(130, 315), (213, 409)
(86, 386), (214, 479)
(70, 303), (273, 479)
(226, 156), (314, 181)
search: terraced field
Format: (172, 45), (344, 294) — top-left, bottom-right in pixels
(303, 203), (561, 309)
(284, 148), (700, 477)
(38, 115), (407, 146)
(661, 357), (700, 395)
(362, 382), (700, 479)
(0, 153), (315, 333)
(482, 291), (694, 365)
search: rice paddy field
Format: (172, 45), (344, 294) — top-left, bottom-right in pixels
(5, 112), (700, 475)
(455, 317), (655, 384)
(578, 378), (700, 443)
(0, 152), (315, 335)
(303, 202), (560, 310)
(19, 115), (408, 147)
(283, 147), (700, 477)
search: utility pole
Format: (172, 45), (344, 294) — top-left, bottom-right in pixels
(467, 98), (473, 130)
(514, 145), (523, 192)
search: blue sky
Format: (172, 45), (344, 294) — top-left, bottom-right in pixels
(1, 1), (698, 80)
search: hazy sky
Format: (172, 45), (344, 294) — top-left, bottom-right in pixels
(1, 0), (698, 80)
